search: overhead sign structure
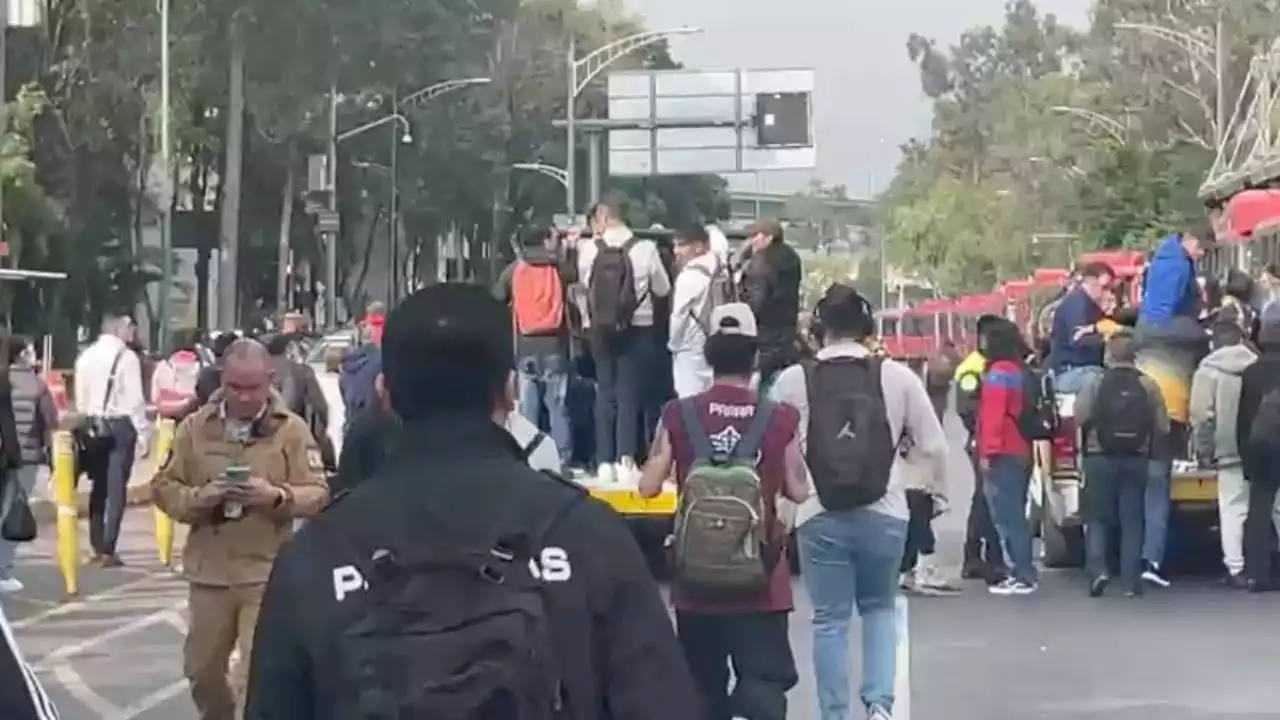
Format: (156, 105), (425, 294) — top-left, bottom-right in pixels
(606, 67), (816, 177)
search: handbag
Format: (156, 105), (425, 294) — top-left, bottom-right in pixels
(74, 348), (126, 454)
(1, 484), (35, 543)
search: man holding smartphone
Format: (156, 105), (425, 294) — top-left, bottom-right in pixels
(151, 338), (329, 720)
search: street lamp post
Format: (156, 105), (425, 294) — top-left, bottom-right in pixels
(564, 27), (701, 216)
(512, 162), (570, 191)
(158, 0), (172, 351)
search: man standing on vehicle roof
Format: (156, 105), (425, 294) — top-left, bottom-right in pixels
(1048, 262), (1113, 394)
(741, 218), (801, 393)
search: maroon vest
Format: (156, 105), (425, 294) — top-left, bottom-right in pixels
(663, 383), (799, 613)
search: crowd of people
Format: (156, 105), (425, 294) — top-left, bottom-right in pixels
(4, 209), (1280, 720)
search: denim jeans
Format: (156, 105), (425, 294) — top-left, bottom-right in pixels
(798, 508), (907, 718)
(1082, 455), (1147, 589)
(516, 352), (573, 464)
(676, 611), (797, 720)
(983, 454), (1037, 584)
(1053, 365), (1102, 395)
(963, 446), (1003, 569)
(589, 328), (648, 463)
(1144, 456), (1172, 566)
(0, 466), (38, 577)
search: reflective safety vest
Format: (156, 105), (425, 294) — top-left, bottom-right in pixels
(954, 350), (986, 433)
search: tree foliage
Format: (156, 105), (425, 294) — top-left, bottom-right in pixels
(4, 0), (730, 352)
(882, 0), (1270, 295)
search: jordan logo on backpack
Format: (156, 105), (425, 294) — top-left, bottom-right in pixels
(836, 421), (857, 440)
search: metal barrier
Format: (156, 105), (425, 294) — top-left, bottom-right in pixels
(51, 430), (78, 597)
(153, 419), (176, 567)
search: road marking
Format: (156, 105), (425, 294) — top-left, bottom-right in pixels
(117, 678), (191, 719)
(52, 661), (120, 718)
(12, 571), (174, 630)
(31, 608), (182, 671)
(896, 596), (911, 720)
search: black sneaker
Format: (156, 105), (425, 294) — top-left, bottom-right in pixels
(1247, 578), (1277, 593)
(1141, 562), (1170, 588)
(1089, 575), (1109, 598)
(1223, 573), (1249, 590)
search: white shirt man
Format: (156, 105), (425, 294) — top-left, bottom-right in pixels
(72, 315), (148, 565)
(669, 229), (721, 398)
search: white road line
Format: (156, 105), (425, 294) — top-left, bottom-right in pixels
(31, 608), (182, 671)
(117, 678), (192, 719)
(52, 661), (121, 718)
(896, 596), (911, 720)
(12, 572), (174, 630)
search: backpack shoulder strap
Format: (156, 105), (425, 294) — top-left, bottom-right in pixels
(731, 400), (775, 462)
(521, 430), (548, 461)
(677, 397), (715, 460)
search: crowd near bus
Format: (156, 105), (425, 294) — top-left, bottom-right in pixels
(1, 203), (1279, 720)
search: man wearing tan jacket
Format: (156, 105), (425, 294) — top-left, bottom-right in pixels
(152, 339), (328, 720)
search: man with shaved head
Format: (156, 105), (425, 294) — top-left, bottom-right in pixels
(152, 336), (329, 719)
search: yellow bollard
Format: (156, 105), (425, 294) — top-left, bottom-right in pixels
(153, 419), (176, 567)
(51, 430), (78, 597)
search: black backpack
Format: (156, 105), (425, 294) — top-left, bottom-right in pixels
(339, 497), (579, 719)
(1249, 386), (1280, 455)
(1089, 367), (1154, 455)
(1016, 365), (1057, 442)
(803, 357), (896, 510)
(587, 237), (644, 337)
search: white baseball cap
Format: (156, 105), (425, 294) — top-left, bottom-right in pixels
(710, 303), (758, 338)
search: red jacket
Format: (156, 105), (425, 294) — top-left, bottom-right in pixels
(975, 359), (1032, 459)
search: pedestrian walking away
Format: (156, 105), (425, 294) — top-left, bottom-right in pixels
(1075, 329), (1169, 597)
(770, 283), (946, 720)
(151, 338), (330, 719)
(0, 337), (58, 593)
(244, 283), (700, 720)
(73, 313), (148, 567)
(639, 302), (808, 720)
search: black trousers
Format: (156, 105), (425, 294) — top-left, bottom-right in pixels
(676, 611), (797, 720)
(82, 418), (137, 556)
(1244, 480), (1280, 584)
(963, 446), (1003, 567)
(901, 489), (936, 573)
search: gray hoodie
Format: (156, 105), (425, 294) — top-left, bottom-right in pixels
(1189, 343), (1257, 468)
(8, 366), (56, 466)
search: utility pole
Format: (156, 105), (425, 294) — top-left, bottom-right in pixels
(325, 83), (338, 329)
(388, 92), (399, 305)
(565, 35), (577, 217)
(158, 0), (173, 352)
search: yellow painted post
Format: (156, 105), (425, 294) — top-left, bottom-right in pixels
(152, 419), (176, 567)
(51, 430), (78, 597)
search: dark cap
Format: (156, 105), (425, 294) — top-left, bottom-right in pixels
(745, 217), (783, 240)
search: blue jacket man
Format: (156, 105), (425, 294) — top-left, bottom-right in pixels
(1139, 232), (1206, 329)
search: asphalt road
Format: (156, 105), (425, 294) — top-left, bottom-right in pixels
(4, 406), (1279, 719)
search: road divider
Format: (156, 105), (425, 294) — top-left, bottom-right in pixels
(152, 419), (176, 567)
(52, 429), (78, 597)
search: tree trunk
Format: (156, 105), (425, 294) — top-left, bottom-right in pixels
(217, 17), (246, 329)
(276, 143), (296, 313)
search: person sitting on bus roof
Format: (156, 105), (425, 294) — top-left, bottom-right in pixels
(1138, 229), (1207, 330)
(1048, 262), (1114, 393)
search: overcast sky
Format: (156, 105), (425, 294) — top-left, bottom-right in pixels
(615, 0), (1091, 196)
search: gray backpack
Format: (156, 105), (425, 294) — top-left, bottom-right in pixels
(686, 260), (737, 335)
(672, 398), (775, 596)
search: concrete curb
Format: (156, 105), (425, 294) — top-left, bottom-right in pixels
(29, 483), (154, 524)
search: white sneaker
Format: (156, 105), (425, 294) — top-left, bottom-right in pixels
(597, 463), (617, 484)
(867, 705), (893, 720)
(617, 457), (639, 484)
(0, 577), (24, 593)
(916, 558), (962, 595)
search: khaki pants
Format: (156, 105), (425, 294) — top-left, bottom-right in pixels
(184, 583), (265, 720)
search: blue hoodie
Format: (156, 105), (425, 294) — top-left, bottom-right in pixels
(339, 344), (381, 432)
(1139, 234), (1198, 328)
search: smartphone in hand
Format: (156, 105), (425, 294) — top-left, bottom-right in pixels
(221, 465), (250, 518)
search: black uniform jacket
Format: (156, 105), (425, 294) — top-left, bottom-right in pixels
(244, 415), (700, 720)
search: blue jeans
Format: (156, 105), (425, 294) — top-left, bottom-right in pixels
(1053, 365), (1102, 395)
(1082, 455), (1147, 589)
(1144, 456), (1172, 566)
(983, 454), (1037, 584)
(516, 352), (573, 463)
(798, 508), (907, 718)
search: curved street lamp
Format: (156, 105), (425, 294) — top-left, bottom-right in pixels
(513, 162), (570, 191)
(565, 27), (702, 215)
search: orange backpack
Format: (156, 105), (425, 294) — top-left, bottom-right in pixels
(511, 260), (565, 335)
